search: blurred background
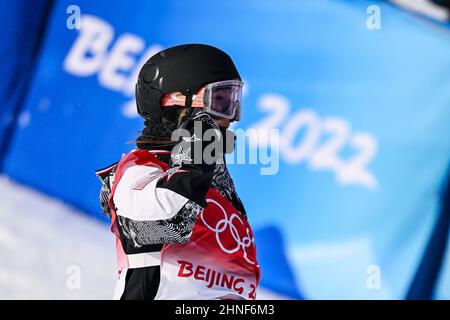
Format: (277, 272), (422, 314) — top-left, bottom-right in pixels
(0, 0), (449, 299)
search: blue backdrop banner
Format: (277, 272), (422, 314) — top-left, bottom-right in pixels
(0, 0), (51, 164)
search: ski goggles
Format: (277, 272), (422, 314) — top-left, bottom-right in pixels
(203, 80), (243, 121)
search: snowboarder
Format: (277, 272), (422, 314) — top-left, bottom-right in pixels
(96, 44), (259, 300)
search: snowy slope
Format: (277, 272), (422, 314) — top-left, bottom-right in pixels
(0, 176), (284, 299)
(0, 176), (116, 299)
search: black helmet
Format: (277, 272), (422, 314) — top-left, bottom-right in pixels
(135, 44), (241, 141)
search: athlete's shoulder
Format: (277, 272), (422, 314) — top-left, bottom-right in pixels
(116, 149), (168, 170)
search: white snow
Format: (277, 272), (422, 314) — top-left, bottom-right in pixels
(0, 175), (116, 299)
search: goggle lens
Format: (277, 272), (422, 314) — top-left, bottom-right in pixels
(207, 80), (243, 120)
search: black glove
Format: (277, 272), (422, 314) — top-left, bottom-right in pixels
(95, 163), (118, 218)
(170, 111), (224, 169)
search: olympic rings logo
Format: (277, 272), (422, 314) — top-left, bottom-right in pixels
(201, 198), (255, 265)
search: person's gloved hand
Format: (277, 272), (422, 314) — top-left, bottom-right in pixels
(95, 164), (118, 218)
(170, 110), (224, 169)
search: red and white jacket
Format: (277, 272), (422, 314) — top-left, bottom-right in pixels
(97, 147), (260, 300)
